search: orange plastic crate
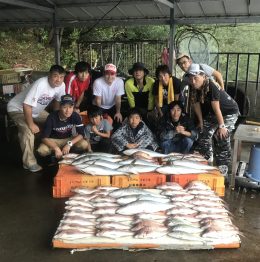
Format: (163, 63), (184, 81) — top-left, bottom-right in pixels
(170, 172), (225, 196)
(53, 165), (111, 198)
(112, 172), (166, 188)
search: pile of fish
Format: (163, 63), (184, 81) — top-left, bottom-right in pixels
(53, 182), (241, 245)
(58, 150), (219, 176)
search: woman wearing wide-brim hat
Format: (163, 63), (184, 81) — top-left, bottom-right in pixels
(125, 62), (155, 124)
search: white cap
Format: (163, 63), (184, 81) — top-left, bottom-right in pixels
(186, 63), (205, 76)
(104, 63), (117, 73)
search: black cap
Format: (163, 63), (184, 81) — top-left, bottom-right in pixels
(60, 94), (75, 106)
(128, 62), (149, 75)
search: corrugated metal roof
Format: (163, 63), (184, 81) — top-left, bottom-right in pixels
(0, 0), (259, 28)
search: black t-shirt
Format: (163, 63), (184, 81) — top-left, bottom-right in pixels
(42, 111), (85, 139)
(198, 81), (239, 117)
(152, 76), (181, 105)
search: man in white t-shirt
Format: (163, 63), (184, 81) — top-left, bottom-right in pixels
(7, 65), (66, 172)
(93, 63), (125, 129)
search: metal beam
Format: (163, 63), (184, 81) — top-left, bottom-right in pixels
(56, 0), (154, 8)
(0, 0), (54, 13)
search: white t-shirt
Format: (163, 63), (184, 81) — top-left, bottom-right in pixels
(93, 77), (125, 109)
(7, 76), (65, 118)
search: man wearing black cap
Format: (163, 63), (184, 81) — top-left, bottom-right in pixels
(125, 62), (155, 122)
(37, 94), (89, 160)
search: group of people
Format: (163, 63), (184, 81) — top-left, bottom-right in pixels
(6, 53), (240, 176)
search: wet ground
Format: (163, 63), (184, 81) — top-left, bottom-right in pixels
(0, 128), (260, 262)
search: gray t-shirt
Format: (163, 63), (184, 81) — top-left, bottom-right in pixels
(84, 119), (113, 144)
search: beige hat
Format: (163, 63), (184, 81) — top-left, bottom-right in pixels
(176, 53), (191, 61)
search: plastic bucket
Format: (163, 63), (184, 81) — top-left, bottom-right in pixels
(246, 144), (260, 182)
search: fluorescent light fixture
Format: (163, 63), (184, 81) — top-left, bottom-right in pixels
(154, 0), (174, 9)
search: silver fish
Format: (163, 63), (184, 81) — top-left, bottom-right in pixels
(92, 159), (122, 169)
(92, 206), (117, 215)
(65, 200), (93, 208)
(185, 181), (212, 190)
(96, 229), (133, 239)
(117, 164), (157, 174)
(109, 188), (153, 198)
(132, 159), (161, 167)
(168, 231), (205, 242)
(54, 229), (95, 240)
(116, 200), (173, 215)
(65, 211), (97, 220)
(135, 212), (166, 221)
(156, 182), (183, 190)
(156, 165), (208, 174)
(58, 158), (74, 165)
(96, 214), (133, 223)
(71, 187), (97, 195)
(79, 165), (129, 176)
(123, 148), (167, 158)
(167, 207), (198, 216)
(172, 160), (217, 170)
(134, 228), (167, 239)
(97, 222), (131, 230)
(171, 224), (203, 234)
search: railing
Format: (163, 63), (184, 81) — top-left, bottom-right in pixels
(79, 41), (260, 119)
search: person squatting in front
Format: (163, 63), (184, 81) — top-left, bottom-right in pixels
(37, 94), (89, 160)
(159, 101), (198, 154)
(84, 105), (113, 153)
(186, 64), (240, 176)
(111, 107), (158, 154)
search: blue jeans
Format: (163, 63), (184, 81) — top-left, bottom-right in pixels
(161, 137), (194, 154)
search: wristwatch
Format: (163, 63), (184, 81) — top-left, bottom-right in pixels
(67, 141), (73, 147)
(218, 124), (226, 129)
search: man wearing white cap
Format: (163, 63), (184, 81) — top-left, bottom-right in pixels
(93, 63), (124, 129)
(176, 53), (224, 89)
(186, 64), (239, 176)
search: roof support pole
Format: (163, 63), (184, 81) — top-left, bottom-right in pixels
(168, 3), (175, 74)
(53, 8), (61, 65)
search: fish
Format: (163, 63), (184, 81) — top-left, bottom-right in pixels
(156, 165), (208, 174)
(57, 224), (95, 233)
(96, 229), (133, 239)
(116, 200), (173, 215)
(65, 205), (93, 212)
(97, 222), (131, 230)
(58, 158), (74, 165)
(92, 202), (119, 208)
(90, 196), (117, 203)
(170, 224), (203, 234)
(92, 206), (117, 215)
(79, 165), (130, 176)
(201, 226), (240, 239)
(116, 195), (140, 205)
(109, 188), (153, 198)
(169, 214), (201, 223)
(123, 148), (167, 158)
(134, 228), (167, 239)
(172, 160), (217, 170)
(72, 156), (122, 166)
(65, 200), (94, 208)
(171, 195), (195, 202)
(71, 187), (98, 195)
(156, 182), (183, 190)
(187, 189), (217, 196)
(166, 207), (198, 216)
(131, 220), (165, 231)
(167, 218), (199, 227)
(170, 201), (194, 209)
(62, 153), (79, 159)
(65, 211), (97, 220)
(92, 159), (122, 169)
(74, 152), (121, 160)
(135, 212), (166, 221)
(195, 212), (230, 220)
(132, 159), (161, 167)
(185, 181), (212, 190)
(116, 164), (158, 174)
(96, 214), (133, 223)
(54, 229), (95, 240)
(168, 231), (205, 242)
(192, 206), (229, 214)
(60, 217), (96, 226)
(138, 195), (170, 203)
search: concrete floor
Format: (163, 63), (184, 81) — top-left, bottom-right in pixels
(0, 132), (260, 262)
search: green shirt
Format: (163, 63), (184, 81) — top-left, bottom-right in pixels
(125, 76), (155, 111)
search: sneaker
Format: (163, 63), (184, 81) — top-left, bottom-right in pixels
(23, 164), (43, 172)
(218, 165), (228, 176)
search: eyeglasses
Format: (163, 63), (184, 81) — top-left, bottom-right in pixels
(105, 71), (116, 76)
